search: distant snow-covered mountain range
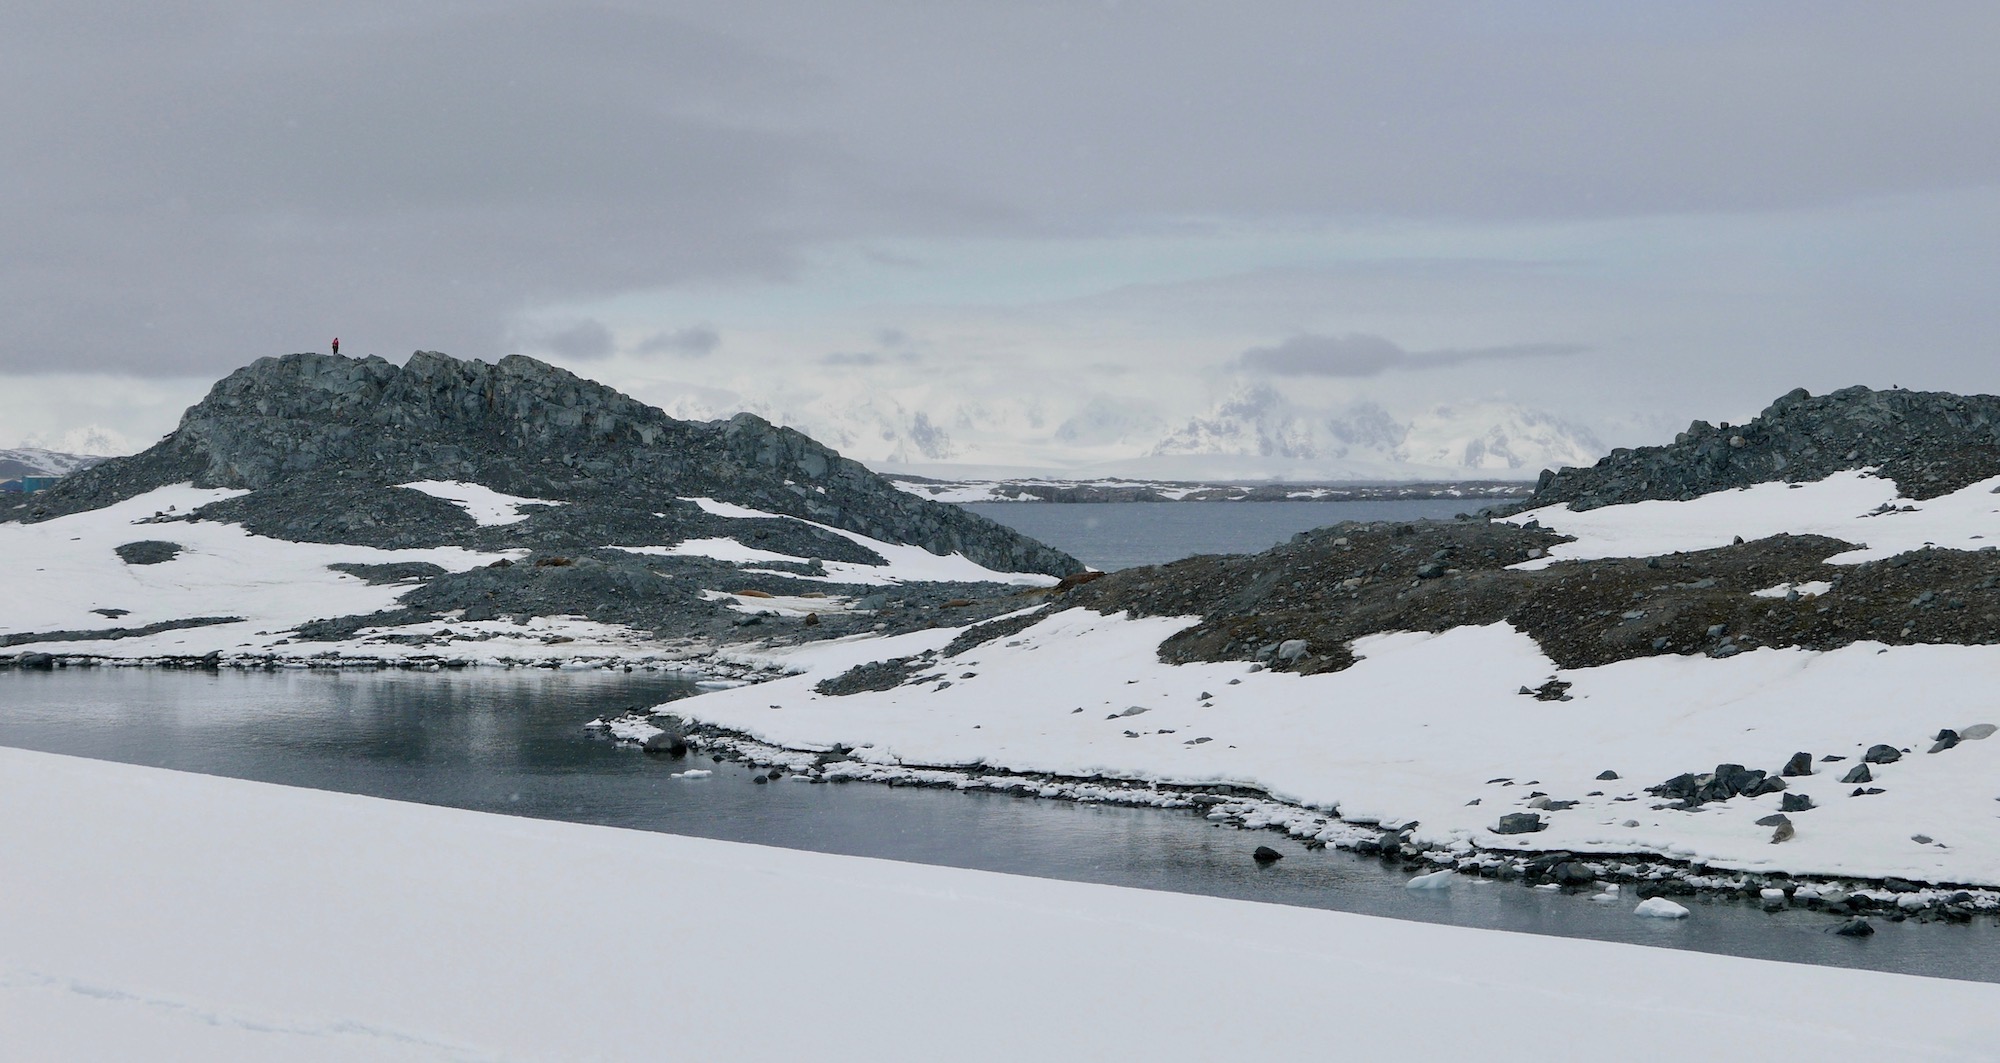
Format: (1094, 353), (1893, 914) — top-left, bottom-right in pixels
(0, 447), (106, 481)
(656, 383), (1606, 482)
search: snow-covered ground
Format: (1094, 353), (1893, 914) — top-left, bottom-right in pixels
(660, 468), (2000, 888)
(1502, 468), (2000, 566)
(0, 485), (517, 645)
(5, 746), (1997, 1061)
(395, 479), (567, 525)
(0, 483), (1050, 665)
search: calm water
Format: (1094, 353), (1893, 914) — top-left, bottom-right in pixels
(3, 667), (1994, 983)
(966, 499), (1472, 570)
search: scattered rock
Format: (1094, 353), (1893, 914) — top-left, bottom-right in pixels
(1840, 763), (1873, 785)
(1929, 729), (1960, 753)
(641, 727), (689, 757)
(1832, 918), (1876, 937)
(1251, 845), (1284, 865)
(1494, 812), (1546, 835)
(114, 540), (181, 565)
(1781, 751), (1814, 777)
(1596, 769), (1620, 781)
(1276, 639), (1310, 661)
(1779, 792), (1816, 813)
(1863, 744), (1902, 764)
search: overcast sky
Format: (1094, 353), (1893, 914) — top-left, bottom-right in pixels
(6, 2), (2000, 462)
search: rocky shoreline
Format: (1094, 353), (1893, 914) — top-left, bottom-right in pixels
(592, 708), (2000, 928)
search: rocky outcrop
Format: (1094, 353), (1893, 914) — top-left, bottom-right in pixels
(6, 351), (1080, 579)
(1517, 386), (2000, 512)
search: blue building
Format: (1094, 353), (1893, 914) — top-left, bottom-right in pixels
(0, 480), (20, 494)
(18, 476), (60, 493)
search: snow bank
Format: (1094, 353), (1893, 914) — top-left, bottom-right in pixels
(681, 496), (1059, 587)
(0, 484), (513, 644)
(395, 480), (566, 526)
(671, 606), (2000, 886)
(5, 746), (1997, 1061)
(1505, 469), (2000, 567)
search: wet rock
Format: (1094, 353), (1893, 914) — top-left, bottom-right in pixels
(642, 727), (689, 757)
(1863, 744), (1903, 764)
(16, 652), (53, 670)
(1252, 845), (1284, 865)
(1832, 918), (1876, 937)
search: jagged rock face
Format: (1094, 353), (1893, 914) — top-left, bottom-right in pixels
(1523, 386), (2000, 512)
(13, 352), (1081, 577)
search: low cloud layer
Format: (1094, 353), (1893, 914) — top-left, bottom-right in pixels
(636, 326), (722, 358)
(1238, 334), (1585, 378)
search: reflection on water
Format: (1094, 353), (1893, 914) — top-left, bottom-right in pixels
(3, 666), (1995, 983)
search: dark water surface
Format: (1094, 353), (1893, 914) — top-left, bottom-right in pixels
(965, 499), (1472, 570)
(3, 667), (1995, 983)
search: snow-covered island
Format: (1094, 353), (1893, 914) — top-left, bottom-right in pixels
(611, 386), (2000, 907)
(12, 361), (2000, 905)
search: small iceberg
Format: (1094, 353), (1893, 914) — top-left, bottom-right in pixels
(1405, 869), (1456, 890)
(671, 769), (714, 780)
(1634, 897), (1689, 919)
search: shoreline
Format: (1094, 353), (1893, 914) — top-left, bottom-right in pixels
(596, 708), (2000, 924)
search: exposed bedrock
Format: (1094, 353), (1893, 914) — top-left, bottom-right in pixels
(4, 351), (1079, 579)
(1510, 385), (2000, 513)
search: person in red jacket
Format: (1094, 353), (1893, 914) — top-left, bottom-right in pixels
(332, 337), (340, 356)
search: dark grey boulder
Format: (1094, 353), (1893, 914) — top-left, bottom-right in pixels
(1832, 918), (1876, 937)
(1779, 792), (1816, 813)
(1863, 744), (1902, 764)
(1781, 751), (1814, 777)
(1929, 729), (1960, 754)
(1596, 769), (1620, 781)
(114, 540), (181, 565)
(642, 728), (689, 757)
(1252, 845), (1284, 865)
(1494, 812), (1546, 835)
(1840, 763), (1873, 785)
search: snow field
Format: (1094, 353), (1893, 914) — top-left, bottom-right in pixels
(394, 479), (567, 525)
(0, 485), (515, 639)
(1505, 469), (2000, 567)
(5, 746), (1999, 1061)
(671, 607), (2000, 886)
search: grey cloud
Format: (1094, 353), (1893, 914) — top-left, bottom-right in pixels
(7, 2), (2000, 387)
(1239, 334), (1585, 378)
(637, 326), (722, 358)
(822, 350), (921, 367)
(531, 320), (615, 360)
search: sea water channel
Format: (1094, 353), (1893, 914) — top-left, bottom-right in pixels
(4, 500), (1995, 983)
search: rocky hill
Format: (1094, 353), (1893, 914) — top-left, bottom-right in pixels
(0, 352), (1078, 661)
(1521, 386), (2000, 512)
